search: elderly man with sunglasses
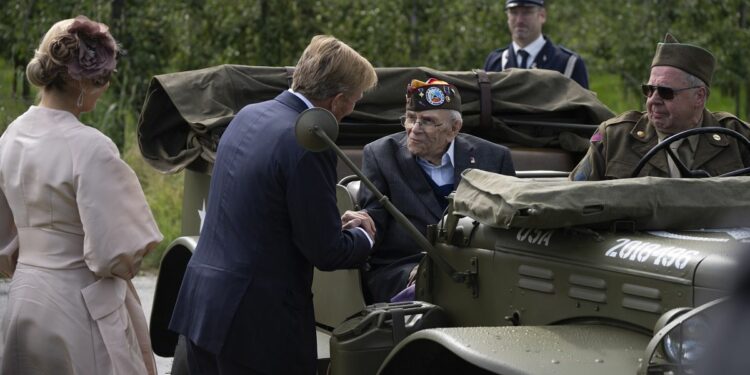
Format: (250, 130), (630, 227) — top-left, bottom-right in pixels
(357, 78), (515, 303)
(571, 34), (750, 181)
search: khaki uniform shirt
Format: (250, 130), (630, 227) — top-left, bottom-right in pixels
(570, 109), (750, 180)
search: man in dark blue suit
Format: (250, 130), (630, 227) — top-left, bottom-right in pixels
(484, 0), (589, 89)
(169, 35), (378, 374)
(358, 78), (516, 303)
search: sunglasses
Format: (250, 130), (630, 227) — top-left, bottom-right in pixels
(641, 84), (701, 100)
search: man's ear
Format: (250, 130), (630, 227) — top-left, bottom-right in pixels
(695, 87), (708, 108)
(330, 93), (347, 112)
(452, 118), (463, 135)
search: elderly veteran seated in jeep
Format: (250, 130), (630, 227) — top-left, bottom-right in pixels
(358, 78), (516, 303)
(570, 34), (750, 181)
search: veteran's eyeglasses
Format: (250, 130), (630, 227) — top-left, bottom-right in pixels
(400, 116), (445, 130)
(641, 84), (701, 100)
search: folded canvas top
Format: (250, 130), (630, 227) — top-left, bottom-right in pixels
(137, 65), (614, 174)
(453, 169), (750, 230)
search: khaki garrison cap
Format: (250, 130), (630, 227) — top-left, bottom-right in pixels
(651, 33), (716, 86)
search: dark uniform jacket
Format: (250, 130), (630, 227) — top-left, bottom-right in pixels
(570, 109), (750, 180)
(169, 91), (371, 374)
(484, 36), (589, 89)
(358, 132), (515, 302)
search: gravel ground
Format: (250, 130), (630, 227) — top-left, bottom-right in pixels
(0, 273), (173, 374)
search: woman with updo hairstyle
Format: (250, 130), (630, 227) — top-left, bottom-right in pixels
(0, 16), (161, 375)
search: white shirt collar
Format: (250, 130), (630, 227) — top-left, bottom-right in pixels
(445, 139), (456, 167)
(288, 88), (314, 109)
(512, 34), (545, 68)
(417, 138), (455, 168)
(415, 139), (456, 186)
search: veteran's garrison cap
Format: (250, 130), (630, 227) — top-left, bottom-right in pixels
(406, 78), (461, 112)
(651, 33), (715, 86)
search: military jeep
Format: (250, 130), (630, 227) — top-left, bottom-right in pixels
(138, 65), (750, 374)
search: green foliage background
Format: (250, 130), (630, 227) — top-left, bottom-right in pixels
(0, 0), (748, 268)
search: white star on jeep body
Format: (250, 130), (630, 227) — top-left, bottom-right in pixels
(199, 200), (206, 233)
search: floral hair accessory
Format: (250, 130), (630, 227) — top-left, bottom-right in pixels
(49, 15), (118, 82)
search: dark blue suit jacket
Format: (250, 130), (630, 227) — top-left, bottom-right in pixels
(169, 91), (372, 374)
(357, 132), (514, 301)
(484, 36), (589, 89)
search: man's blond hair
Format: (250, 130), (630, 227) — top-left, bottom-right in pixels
(292, 35), (377, 100)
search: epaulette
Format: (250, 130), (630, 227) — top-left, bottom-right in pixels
(714, 111), (750, 130)
(600, 111), (642, 129)
(713, 111), (740, 122)
(558, 45), (578, 57)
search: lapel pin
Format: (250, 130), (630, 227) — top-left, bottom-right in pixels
(470, 156), (476, 164)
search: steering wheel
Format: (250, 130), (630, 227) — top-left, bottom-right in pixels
(631, 127), (750, 178)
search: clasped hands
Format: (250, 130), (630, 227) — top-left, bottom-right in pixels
(341, 210), (376, 240)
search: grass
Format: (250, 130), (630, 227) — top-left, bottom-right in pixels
(0, 59), (746, 270)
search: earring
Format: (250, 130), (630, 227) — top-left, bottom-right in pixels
(76, 88), (84, 108)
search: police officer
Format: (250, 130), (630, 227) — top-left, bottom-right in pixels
(570, 34), (750, 181)
(484, 0), (589, 89)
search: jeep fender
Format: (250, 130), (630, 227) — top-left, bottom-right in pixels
(378, 325), (650, 375)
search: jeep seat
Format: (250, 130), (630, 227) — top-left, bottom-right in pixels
(337, 146), (576, 182)
(312, 181), (368, 329)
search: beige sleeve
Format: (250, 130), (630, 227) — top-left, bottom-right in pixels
(75, 134), (163, 279)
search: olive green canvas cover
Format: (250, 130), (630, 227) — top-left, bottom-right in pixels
(453, 169), (750, 229)
(137, 65), (614, 174)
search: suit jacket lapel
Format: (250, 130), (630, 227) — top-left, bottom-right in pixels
(396, 136), (443, 220)
(452, 136), (475, 184)
(504, 46), (518, 70)
(533, 37), (553, 68)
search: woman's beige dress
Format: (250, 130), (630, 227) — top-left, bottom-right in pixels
(0, 106), (163, 375)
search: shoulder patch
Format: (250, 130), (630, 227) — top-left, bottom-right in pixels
(590, 131), (603, 142)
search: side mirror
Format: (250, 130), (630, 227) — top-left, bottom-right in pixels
(295, 107), (339, 152)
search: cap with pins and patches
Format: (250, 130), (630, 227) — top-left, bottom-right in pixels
(405, 78), (461, 112)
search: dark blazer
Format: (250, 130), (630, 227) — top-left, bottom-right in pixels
(358, 132), (515, 267)
(169, 91), (372, 374)
(484, 36), (589, 89)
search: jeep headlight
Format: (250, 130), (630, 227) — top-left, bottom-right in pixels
(640, 299), (728, 375)
(662, 313), (710, 364)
